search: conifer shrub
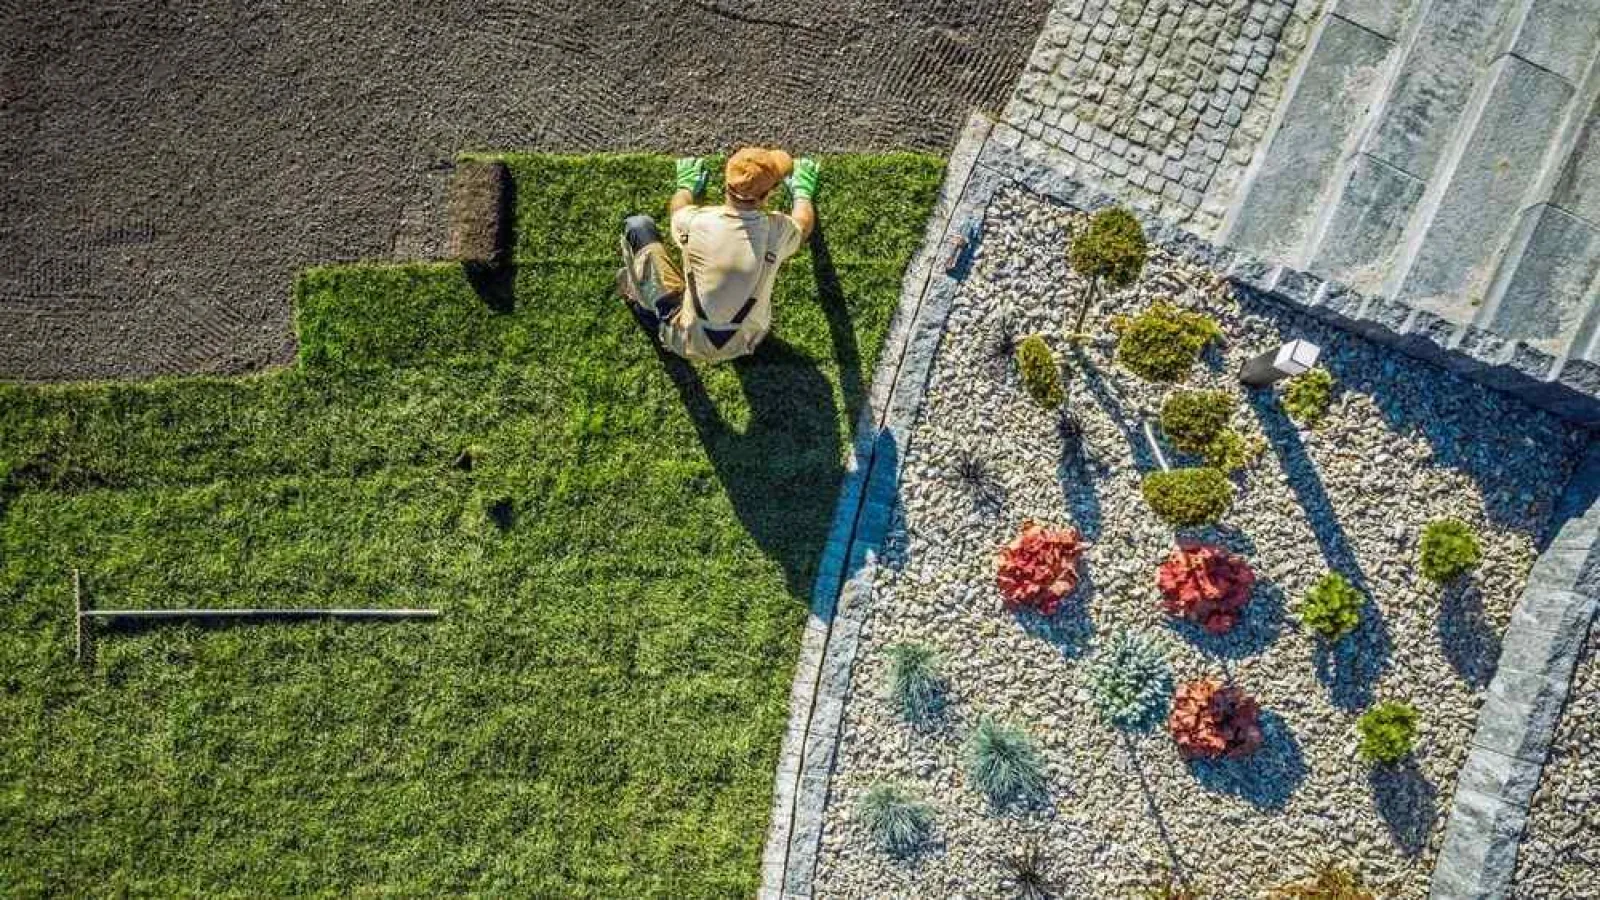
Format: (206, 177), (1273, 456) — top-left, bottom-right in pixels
(967, 717), (1047, 804)
(1299, 572), (1364, 641)
(1282, 368), (1335, 426)
(1418, 518), (1482, 583)
(885, 642), (947, 725)
(1016, 335), (1065, 409)
(1086, 630), (1172, 730)
(1356, 701), (1418, 764)
(858, 782), (934, 856)
(1068, 206), (1148, 335)
(1159, 390), (1235, 454)
(1200, 429), (1260, 473)
(1141, 467), (1234, 526)
(1114, 302), (1222, 382)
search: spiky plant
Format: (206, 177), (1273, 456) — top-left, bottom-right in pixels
(967, 717), (1047, 805)
(857, 782), (934, 857)
(1086, 630), (1172, 730)
(885, 641), (947, 725)
(1001, 839), (1058, 900)
(987, 309), (1020, 362)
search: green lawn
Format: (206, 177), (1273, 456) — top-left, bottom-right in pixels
(0, 154), (942, 897)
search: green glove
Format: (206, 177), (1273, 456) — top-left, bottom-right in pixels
(788, 158), (820, 202)
(674, 157), (708, 199)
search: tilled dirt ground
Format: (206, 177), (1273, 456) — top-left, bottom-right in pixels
(0, 0), (1048, 380)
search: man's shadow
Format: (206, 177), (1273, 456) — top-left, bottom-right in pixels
(653, 222), (865, 601)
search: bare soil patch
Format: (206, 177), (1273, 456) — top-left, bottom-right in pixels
(0, 0), (1047, 380)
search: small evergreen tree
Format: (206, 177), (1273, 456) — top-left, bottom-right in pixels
(1068, 207), (1148, 338)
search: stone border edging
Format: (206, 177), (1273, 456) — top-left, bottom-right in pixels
(1429, 445), (1600, 900)
(758, 112), (999, 900)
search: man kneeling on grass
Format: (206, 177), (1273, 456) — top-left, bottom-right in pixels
(617, 147), (818, 361)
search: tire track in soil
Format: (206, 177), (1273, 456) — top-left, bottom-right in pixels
(0, 0), (1050, 380)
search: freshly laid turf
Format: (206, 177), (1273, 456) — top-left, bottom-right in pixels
(0, 153), (942, 896)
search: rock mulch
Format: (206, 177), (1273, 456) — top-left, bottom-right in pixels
(1513, 628), (1600, 898)
(812, 187), (1585, 898)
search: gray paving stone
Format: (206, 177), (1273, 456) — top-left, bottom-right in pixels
(1483, 204), (1600, 353)
(1507, 0), (1600, 85)
(1310, 154), (1426, 296)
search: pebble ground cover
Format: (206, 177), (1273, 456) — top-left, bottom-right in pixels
(0, 154), (941, 896)
(815, 188), (1587, 897)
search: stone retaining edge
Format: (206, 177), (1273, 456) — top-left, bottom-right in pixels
(758, 111), (997, 900)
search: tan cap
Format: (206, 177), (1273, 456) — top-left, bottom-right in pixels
(725, 147), (794, 201)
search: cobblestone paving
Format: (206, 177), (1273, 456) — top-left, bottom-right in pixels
(1003, 0), (1321, 232)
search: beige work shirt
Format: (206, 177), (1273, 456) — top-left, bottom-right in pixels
(669, 205), (804, 335)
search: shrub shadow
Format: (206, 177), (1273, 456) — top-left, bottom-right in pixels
(1015, 587), (1096, 660)
(1248, 387), (1392, 708)
(1057, 449), (1104, 541)
(1071, 350), (1162, 473)
(1185, 710), (1306, 810)
(1437, 578), (1501, 689)
(1369, 760), (1439, 857)
(1123, 735), (1196, 890)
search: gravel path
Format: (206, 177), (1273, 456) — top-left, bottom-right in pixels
(1514, 628), (1600, 898)
(0, 0), (1047, 380)
(813, 187), (1585, 898)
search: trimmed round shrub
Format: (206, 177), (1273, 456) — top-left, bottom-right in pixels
(1141, 467), (1234, 526)
(885, 641), (946, 725)
(966, 717), (1047, 804)
(1282, 368), (1335, 426)
(857, 782), (934, 856)
(1070, 207), (1148, 291)
(1086, 630), (1172, 730)
(1299, 572), (1365, 641)
(1418, 518), (1482, 583)
(1114, 302), (1222, 382)
(1016, 335), (1065, 409)
(1356, 701), (1418, 764)
(1200, 428), (1258, 473)
(1159, 390), (1235, 454)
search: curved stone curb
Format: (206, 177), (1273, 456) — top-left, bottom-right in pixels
(1429, 445), (1600, 900)
(758, 112), (1000, 900)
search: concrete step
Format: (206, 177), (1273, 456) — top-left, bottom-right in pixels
(1219, 12), (1400, 264)
(1306, 0), (1524, 294)
(1391, 54), (1577, 322)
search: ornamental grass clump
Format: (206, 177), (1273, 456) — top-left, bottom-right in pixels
(1282, 368), (1335, 426)
(1157, 544), (1256, 634)
(996, 521), (1086, 615)
(1114, 302), (1222, 382)
(1268, 863), (1375, 899)
(1068, 206), (1148, 336)
(857, 782), (934, 857)
(1086, 630), (1172, 730)
(1299, 572), (1364, 641)
(1141, 467), (1234, 527)
(1356, 701), (1418, 764)
(1016, 335), (1065, 409)
(1169, 678), (1263, 759)
(1418, 518), (1482, 583)
(967, 717), (1047, 804)
(885, 641), (947, 725)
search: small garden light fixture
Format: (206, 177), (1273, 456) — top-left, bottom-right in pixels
(1239, 339), (1320, 387)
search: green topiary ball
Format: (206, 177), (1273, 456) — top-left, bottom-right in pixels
(1418, 518), (1482, 583)
(1282, 368), (1335, 426)
(1114, 303), (1222, 382)
(1141, 467), (1234, 526)
(1356, 701), (1418, 764)
(1299, 572), (1365, 641)
(1015, 334), (1065, 410)
(1069, 207), (1148, 290)
(1160, 390), (1236, 455)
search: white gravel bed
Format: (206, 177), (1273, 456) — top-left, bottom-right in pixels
(1513, 628), (1600, 899)
(813, 187), (1587, 898)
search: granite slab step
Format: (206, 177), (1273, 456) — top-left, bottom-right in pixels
(1392, 54), (1577, 323)
(1220, 12), (1399, 265)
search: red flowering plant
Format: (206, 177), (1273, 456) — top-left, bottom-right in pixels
(996, 521), (1087, 616)
(1168, 678), (1263, 759)
(1156, 543), (1255, 634)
